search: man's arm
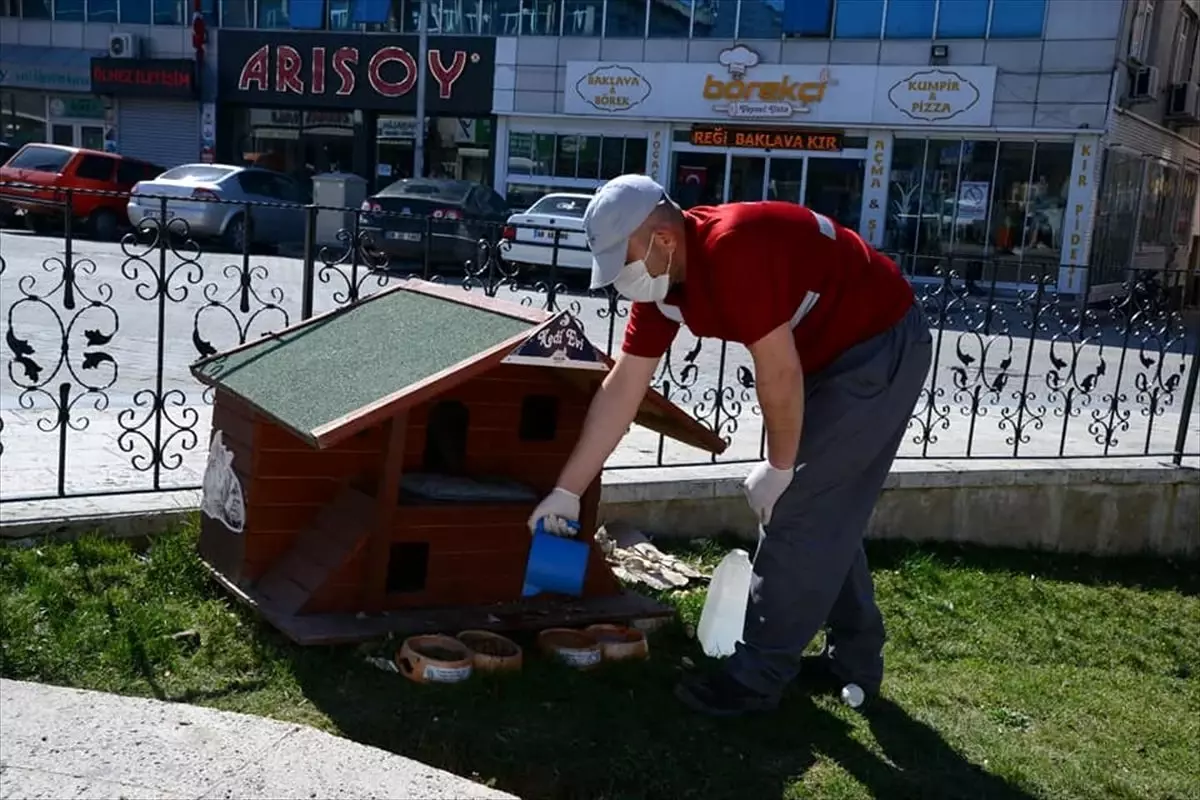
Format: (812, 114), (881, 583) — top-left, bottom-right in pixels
(746, 322), (805, 470)
(555, 351), (661, 494)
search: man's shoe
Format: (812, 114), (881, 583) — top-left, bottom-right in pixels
(674, 670), (779, 717)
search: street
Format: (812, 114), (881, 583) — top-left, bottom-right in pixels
(1, 229), (1197, 501)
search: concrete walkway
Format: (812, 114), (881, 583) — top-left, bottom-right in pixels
(0, 678), (517, 800)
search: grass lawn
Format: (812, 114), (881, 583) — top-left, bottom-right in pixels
(1, 522), (1197, 800)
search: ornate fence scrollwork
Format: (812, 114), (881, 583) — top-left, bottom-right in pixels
(1, 184), (1197, 503)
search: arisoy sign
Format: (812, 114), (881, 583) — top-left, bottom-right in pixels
(217, 31), (495, 114)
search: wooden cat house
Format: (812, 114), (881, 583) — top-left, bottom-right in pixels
(190, 279), (726, 645)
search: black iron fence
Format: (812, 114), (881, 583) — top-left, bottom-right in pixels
(0, 184), (1197, 505)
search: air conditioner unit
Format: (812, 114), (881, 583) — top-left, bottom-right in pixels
(107, 33), (140, 59)
(1129, 65), (1160, 101)
(1165, 82), (1200, 121)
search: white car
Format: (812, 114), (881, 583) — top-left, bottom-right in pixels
(503, 193), (593, 272)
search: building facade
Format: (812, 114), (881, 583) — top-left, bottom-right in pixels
(2, 0), (1196, 299)
(0, 8), (218, 168)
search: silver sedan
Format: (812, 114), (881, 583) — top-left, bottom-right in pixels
(126, 164), (310, 251)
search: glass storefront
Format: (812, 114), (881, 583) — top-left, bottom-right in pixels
(228, 108), (493, 193)
(884, 137), (1075, 278)
(504, 131), (648, 210)
(1, 90), (108, 150)
(667, 129), (867, 228)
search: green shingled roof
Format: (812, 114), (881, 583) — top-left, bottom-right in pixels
(192, 287), (536, 443)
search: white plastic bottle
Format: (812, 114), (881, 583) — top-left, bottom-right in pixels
(697, 548), (753, 658)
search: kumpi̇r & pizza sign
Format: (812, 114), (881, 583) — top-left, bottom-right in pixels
(217, 31), (495, 114)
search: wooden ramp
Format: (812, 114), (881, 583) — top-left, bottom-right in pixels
(254, 486), (374, 616)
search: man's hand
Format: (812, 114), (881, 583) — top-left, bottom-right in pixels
(528, 487), (581, 536)
(743, 461), (795, 525)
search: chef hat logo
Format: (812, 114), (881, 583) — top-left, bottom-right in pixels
(718, 45), (759, 78)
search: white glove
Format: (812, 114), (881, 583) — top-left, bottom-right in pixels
(528, 487), (581, 537)
(743, 461), (796, 526)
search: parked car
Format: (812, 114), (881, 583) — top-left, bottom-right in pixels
(0, 141), (19, 228)
(358, 178), (511, 268)
(127, 163), (311, 252)
(502, 193), (593, 273)
(0, 143), (163, 239)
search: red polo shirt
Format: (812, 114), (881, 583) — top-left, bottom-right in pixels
(621, 201), (915, 375)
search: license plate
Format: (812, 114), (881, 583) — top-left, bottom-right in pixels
(387, 231), (422, 242)
(533, 229), (557, 241)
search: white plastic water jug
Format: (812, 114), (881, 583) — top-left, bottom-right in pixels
(697, 548), (753, 658)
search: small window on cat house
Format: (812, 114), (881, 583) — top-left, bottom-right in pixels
(519, 395), (559, 441)
(423, 400), (469, 474)
(386, 542), (430, 593)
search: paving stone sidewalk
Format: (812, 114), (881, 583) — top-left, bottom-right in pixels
(0, 678), (517, 800)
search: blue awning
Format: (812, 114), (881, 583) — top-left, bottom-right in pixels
(0, 44), (104, 92)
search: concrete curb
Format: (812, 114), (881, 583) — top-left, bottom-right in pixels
(2, 459), (1197, 556)
(0, 678), (516, 800)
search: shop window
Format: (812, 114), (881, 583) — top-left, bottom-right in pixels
(15, 0), (50, 16)
(220, 0), (251, 25)
(782, 0), (832, 36)
(423, 401), (469, 475)
(1140, 162), (1185, 248)
(737, 0), (782, 38)
(884, 0), (934, 39)
(605, 0), (646, 36)
(1024, 142), (1073, 254)
(988, 0), (1045, 38)
(952, 140), (999, 255)
(87, 0), (117, 20)
(691, 0), (736, 38)
(289, 0), (324, 27)
(647, 0), (690, 36)
(884, 139), (928, 255)
(507, 133), (647, 209)
(53, 0), (84, 19)
(988, 141), (1035, 257)
(936, 0), (988, 37)
(834, 0), (883, 37)
(1090, 151), (1143, 283)
(563, 0), (601, 35)
(1175, 171), (1198, 244)
(120, 0), (151, 22)
(256, 0), (289, 27)
(519, 395), (559, 442)
(385, 542), (429, 593)
(152, 0), (183, 23)
(0, 91), (48, 146)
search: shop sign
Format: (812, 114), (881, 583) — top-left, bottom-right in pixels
(1058, 135), (1101, 294)
(689, 124), (842, 152)
(859, 133), (892, 248)
(217, 31), (495, 114)
(705, 46), (832, 119)
(885, 69), (982, 123)
(0, 46), (97, 92)
(90, 58), (197, 99)
(563, 60), (996, 127)
(573, 65), (652, 113)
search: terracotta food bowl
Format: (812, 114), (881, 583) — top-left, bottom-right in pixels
(585, 624), (650, 661)
(537, 628), (602, 669)
(396, 634), (474, 684)
(456, 630), (524, 672)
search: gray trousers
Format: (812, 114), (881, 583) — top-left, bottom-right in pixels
(727, 301), (933, 696)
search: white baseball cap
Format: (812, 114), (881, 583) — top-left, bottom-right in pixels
(582, 174), (668, 290)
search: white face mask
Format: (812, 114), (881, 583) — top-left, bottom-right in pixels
(614, 238), (671, 303)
